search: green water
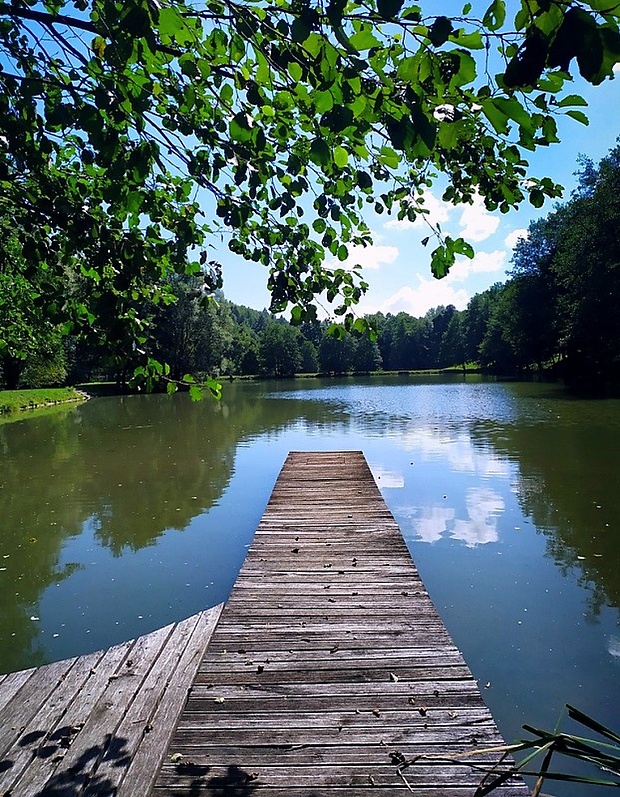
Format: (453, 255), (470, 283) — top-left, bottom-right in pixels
(1, 375), (619, 794)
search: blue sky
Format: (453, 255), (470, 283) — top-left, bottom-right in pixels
(213, 66), (620, 318)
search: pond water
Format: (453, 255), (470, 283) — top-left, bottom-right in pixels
(1, 375), (619, 794)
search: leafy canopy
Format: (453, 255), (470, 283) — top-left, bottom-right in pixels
(1, 0), (619, 390)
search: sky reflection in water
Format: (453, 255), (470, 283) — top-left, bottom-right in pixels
(1, 376), (619, 796)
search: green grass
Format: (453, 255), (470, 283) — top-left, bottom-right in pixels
(0, 387), (85, 415)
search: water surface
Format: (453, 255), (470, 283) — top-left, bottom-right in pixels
(1, 375), (619, 795)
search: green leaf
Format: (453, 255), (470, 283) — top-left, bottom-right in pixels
(320, 106), (354, 133)
(449, 236), (475, 258)
(452, 30), (485, 50)
(166, 382), (178, 395)
(291, 16), (312, 43)
(377, 0), (405, 18)
(349, 28), (381, 51)
(557, 94), (588, 108)
(189, 385), (204, 401)
(314, 91), (334, 114)
(438, 122), (460, 149)
(481, 99), (510, 134)
(310, 138), (331, 166)
(206, 379), (222, 400)
(157, 7), (185, 38)
(430, 243), (455, 278)
(428, 16), (453, 47)
(483, 0), (506, 32)
(91, 36), (106, 58)
(566, 109), (589, 125)
(327, 322), (347, 340)
(356, 170), (373, 190)
(334, 146), (349, 168)
(229, 112), (253, 141)
(529, 189), (545, 207)
(378, 146), (400, 169)
(288, 61), (303, 82)
(504, 31), (548, 88)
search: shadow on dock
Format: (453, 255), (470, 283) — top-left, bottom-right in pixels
(0, 606), (222, 797)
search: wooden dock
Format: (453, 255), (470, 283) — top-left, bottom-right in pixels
(0, 606), (222, 796)
(0, 451), (528, 796)
(153, 451), (529, 796)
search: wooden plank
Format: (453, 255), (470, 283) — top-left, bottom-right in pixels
(118, 605), (223, 797)
(0, 657), (76, 759)
(0, 604), (223, 797)
(9, 639), (135, 797)
(154, 762), (510, 788)
(0, 649), (104, 795)
(0, 668), (36, 713)
(151, 452), (529, 796)
(168, 724), (506, 748)
(152, 788), (527, 797)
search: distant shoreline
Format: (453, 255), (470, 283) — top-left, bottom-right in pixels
(0, 387), (89, 418)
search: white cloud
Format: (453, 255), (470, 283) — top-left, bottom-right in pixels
(327, 243), (399, 271)
(384, 190), (451, 231)
(504, 228), (528, 250)
(395, 427), (511, 478)
(450, 250), (508, 283)
(403, 487), (504, 547)
(370, 277), (470, 316)
(451, 487), (505, 547)
(458, 195), (500, 242)
(384, 191), (501, 244)
(411, 505), (456, 544)
(358, 248), (507, 317)
(614, 63), (620, 74)
(371, 465), (404, 488)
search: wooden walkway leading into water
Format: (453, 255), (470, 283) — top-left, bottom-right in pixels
(0, 606), (222, 797)
(153, 451), (529, 797)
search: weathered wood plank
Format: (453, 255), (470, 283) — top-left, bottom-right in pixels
(154, 762), (516, 788)
(152, 787), (527, 797)
(8, 639), (136, 797)
(148, 742), (504, 766)
(0, 667), (36, 713)
(119, 605), (223, 797)
(0, 605), (223, 797)
(0, 657), (77, 759)
(0, 649), (104, 795)
(168, 724), (506, 748)
(152, 451), (529, 796)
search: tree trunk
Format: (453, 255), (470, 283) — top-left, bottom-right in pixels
(1, 354), (25, 390)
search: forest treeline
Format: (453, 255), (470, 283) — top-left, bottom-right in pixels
(1, 144), (619, 390)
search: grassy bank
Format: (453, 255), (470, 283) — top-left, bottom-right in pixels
(0, 387), (86, 415)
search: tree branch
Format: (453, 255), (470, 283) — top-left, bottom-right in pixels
(0, 3), (98, 34)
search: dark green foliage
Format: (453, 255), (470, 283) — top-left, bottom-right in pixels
(471, 143), (620, 383)
(2, 0), (617, 385)
(352, 334), (383, 372)
(18, 337), (68, 388)
(438, 313), (466, 369)
(258, 322), (302, 377)
(299, 339), (320, 373)
(319, 330), (355, 373)
(4, 143), (620, 389)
